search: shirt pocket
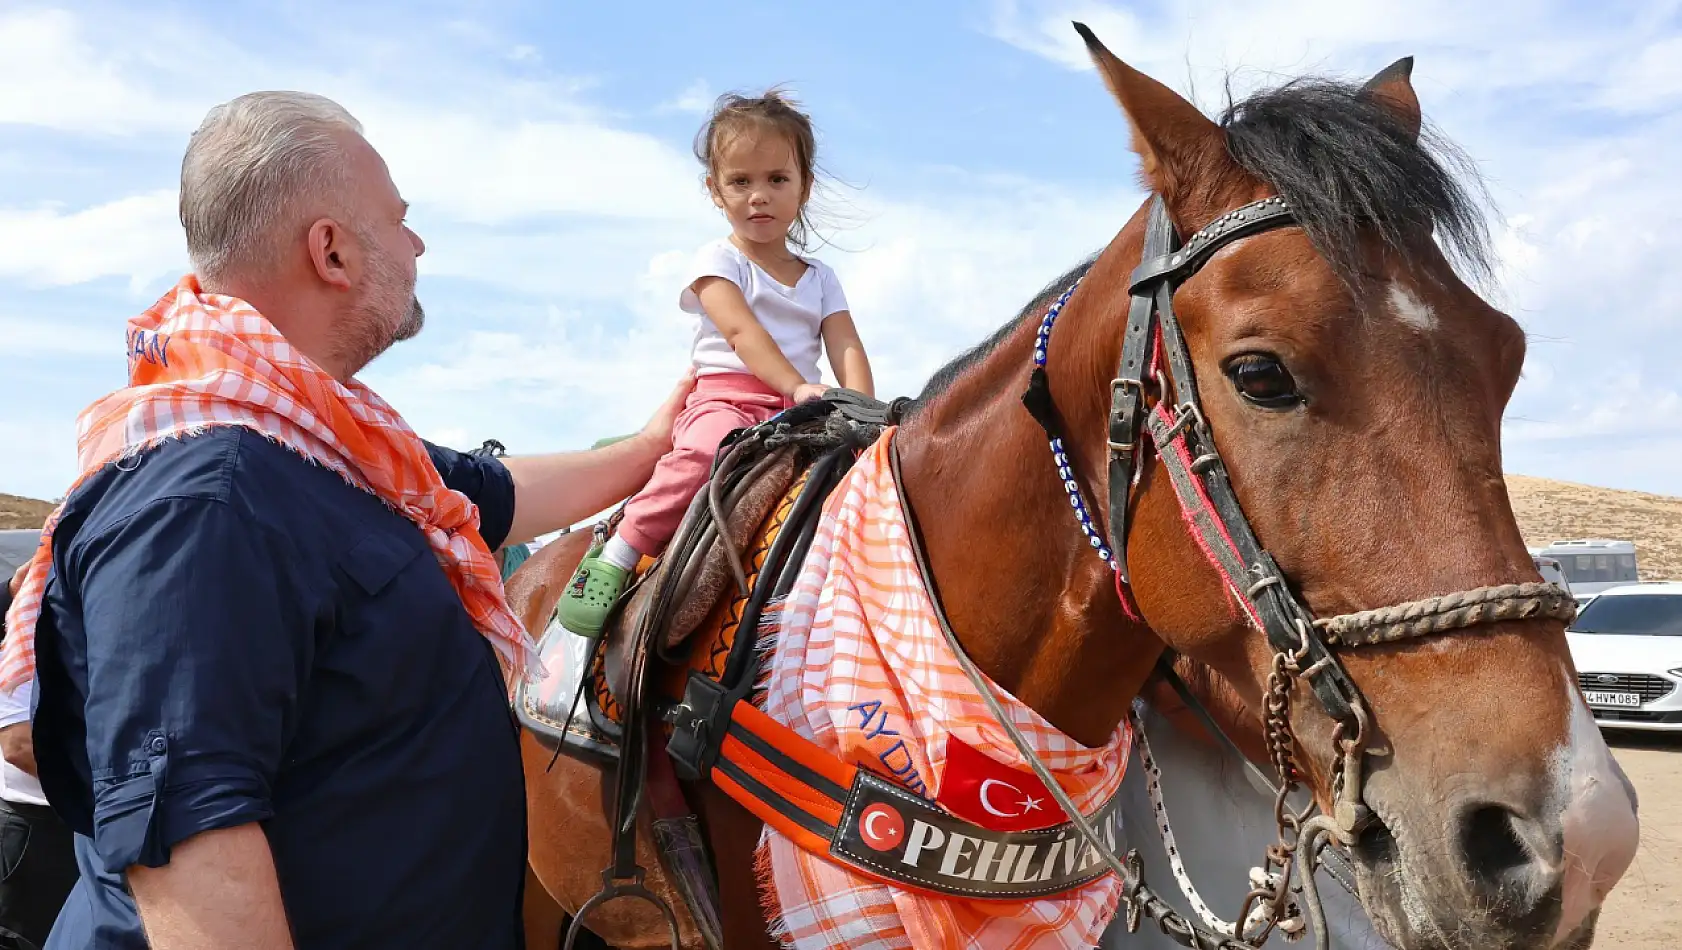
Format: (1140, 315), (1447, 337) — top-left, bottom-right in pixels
(340, 528), (428, 599)
(311, 523), (462, 740)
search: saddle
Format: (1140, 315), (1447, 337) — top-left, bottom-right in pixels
(514, 391), (906, 949)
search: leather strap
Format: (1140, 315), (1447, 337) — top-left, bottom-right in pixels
(1145, 398), (1362, 725)
(1128, 197), (1295, 293)
(1106, 196), (1177, 581)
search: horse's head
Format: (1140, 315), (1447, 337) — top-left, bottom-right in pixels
(1057, 26), (1639, 950)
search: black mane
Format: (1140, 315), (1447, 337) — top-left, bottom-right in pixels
(914, 69), (1493, 405)
(1220, 76), (1493, 285)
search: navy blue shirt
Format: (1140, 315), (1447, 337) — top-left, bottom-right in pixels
(29, 427), (526, 949)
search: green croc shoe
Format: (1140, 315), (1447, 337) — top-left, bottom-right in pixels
(554, 550), (631, 638)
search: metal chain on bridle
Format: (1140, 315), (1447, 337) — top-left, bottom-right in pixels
(1000, 194), (1578, 950)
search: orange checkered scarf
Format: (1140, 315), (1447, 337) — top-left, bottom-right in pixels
(0, 274), (534, 691)
(756, 429), (1133, 950)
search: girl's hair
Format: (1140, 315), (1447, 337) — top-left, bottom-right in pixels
(694, 87), (822, 249)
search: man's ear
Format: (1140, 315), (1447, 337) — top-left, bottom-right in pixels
(307, 218), (356, 291)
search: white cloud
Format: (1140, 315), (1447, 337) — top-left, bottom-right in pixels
(986, 0), (1682, 115)
(0, 7), (199, 137)
(0, 190), (184, 291)
(366, 108), (712, 226)
(0, 5), (719, 293)
(661, 80), (716, 115)
(0, 413), (78, 497)
(0, 314), (127, 359)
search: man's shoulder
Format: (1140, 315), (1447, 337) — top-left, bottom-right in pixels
(61, 427), (344, 548)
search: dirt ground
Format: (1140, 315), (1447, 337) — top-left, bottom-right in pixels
(1595, 731), (1681, 948)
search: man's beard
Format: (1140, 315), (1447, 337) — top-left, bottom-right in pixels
(394, 296), (425, 342)
(334, 245), (424, 377)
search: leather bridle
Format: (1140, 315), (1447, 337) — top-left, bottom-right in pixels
(988, 193), (1579, 949)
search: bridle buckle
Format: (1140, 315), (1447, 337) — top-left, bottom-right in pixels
(1109, 378), (1143, 459)
(1174, 400), (1208, 435)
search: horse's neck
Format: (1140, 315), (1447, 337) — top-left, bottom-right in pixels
(894, 262), (1162, 747)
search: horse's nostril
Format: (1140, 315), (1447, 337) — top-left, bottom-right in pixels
(1459, 803), (1545, 897)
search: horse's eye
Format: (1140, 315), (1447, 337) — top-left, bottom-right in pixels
(1226, 355), (1301, 409)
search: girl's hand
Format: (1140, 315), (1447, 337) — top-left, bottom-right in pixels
(790, 383), (831, 404)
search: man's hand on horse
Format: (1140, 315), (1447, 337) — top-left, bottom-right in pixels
(498, 369), (698, 546)
(639, 368), (697, 449)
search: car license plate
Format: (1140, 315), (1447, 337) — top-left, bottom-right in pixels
(1584, 690), (1642, 709)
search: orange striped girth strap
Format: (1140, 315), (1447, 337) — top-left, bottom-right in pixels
(673, 695), (1127, 900)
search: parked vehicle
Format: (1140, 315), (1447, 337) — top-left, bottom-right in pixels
(0, 528), (41, 576)
(1532, 555), (1572, 596)
(1565, 582), (1682, 731)
(1536, 539), (1640, 599)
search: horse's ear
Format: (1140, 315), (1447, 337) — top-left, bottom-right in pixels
(1073, 22), (1226, 210)
(1359, 56), (1422, 142)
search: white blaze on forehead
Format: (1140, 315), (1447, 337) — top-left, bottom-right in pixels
(1551, 679), (1640, 945)
(1386, 282), (1436, 331)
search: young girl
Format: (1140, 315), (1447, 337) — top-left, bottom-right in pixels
(556, 89), (874, 637)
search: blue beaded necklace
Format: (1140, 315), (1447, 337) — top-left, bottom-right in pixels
(1030, 278), (1119, 571)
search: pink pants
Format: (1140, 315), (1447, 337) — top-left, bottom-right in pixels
(617, 373), (794, 556)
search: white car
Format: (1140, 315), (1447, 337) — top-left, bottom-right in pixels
(1565, 582), (1682, 731)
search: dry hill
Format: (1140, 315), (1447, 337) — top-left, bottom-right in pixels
(1506, 475), (1682, 582)
(1, 478), (1679, 578)
(0, 493), (55, 530)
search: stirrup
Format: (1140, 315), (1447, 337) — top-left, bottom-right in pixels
(564, 867), (683, 950)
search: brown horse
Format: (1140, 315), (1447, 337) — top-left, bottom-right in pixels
(512, 26), (1640, 950)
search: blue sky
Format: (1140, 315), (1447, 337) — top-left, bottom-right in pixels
(3, 0), (1680, 503)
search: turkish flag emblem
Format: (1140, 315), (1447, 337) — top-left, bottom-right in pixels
(936, 735), (1069, 832)
(858, 803), (906, 851)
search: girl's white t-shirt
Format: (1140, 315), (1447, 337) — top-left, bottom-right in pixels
(0, 679), (46, 807)
(680, 239), (849, 385)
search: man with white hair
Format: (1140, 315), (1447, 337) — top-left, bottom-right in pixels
(0, 92), (691, 949)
